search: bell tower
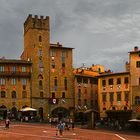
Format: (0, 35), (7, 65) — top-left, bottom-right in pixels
(22, 14), (50, 119)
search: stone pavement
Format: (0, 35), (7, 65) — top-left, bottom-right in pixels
(0, 122), (140, 140)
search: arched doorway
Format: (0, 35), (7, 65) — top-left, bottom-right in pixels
(51, 107), (69, 120)
(11, 107), (18, 120)
(0, 105), (7, 119)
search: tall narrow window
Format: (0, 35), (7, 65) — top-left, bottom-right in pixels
(54, 77), (57, 90)
(109, 92), (114, 102)
(22, 78), (26, 85)
(135, 96), (140, 105)
(108, 78), (113, 85)
(62, 92), (65, 98)
(102, 80), (106, 86)
(64, 77), (67, 90)
(39, 80), (43, 90)
(51, 49), (55, 57)
(39, 49), (43, 57)
(117, 78), (121, 84)
(0, 78), (5, 85)
(39, 35), (42, 42)
(12, 91), (16, 98)
(62, 50), (65, 68)
(0, 66), (4, 72)
(12, 78), (16, 85)
(117, 92), (121, 101)
(52, 92), (55, 98)
(1, 91), (6, 98)
(136, 61), (140, 68)
(21, 67), (26, 72)
(102, 94), (106, 102)
(12, 66), (16, 73)
(124, 77), (129, 84)
(125, 91), (129, 101)
(54, 77), (57, 86)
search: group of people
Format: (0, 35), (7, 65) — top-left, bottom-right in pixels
(49, 117), (75, 137)
(56, 120), (75, 137)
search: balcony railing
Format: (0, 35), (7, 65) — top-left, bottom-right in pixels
(0, 71), (31, 77)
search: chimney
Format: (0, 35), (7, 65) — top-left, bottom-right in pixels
(134, 46), (138, 51)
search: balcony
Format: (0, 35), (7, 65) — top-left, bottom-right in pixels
(0, 71), (31, 77)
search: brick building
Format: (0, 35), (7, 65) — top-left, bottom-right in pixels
(0, 14), (74, 120)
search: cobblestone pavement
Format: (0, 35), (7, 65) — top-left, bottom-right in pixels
(0, 122), (140, 140)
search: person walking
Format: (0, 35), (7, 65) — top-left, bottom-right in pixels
(5, 117), (10, 129)
(57, 121), (64, 137)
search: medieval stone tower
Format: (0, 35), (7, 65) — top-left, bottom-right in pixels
(21, 14), (50, 119)
(21, 15), (74, 120)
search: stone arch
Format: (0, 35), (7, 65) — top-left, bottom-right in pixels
(51, 107), (69, 120)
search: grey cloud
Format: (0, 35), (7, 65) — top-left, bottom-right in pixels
(0, 0), (140, 72)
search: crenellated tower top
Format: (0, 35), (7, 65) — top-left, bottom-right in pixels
(24, 14), (49, 34)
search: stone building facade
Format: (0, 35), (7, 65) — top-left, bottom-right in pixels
(0, 14), (74, 120)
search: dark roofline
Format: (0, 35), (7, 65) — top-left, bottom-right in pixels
(50, 43), (74, 49)
(74, 74), (98, 78)
(97, 71), (130, 77)
(0, 59), (32, 65)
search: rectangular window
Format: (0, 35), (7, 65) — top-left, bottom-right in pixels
(62, 92), (65, 98)
(12, 78), (16, 85)
(64, 77), (67, 90)
(102, 94), (106, 102)
(52, 61), (55, 69)
(109, 92), (114, 102)
(102, 80), (106, 86)
(136, 61), (140, 67)
(0, 66), (4, 72)
(117, 78), (121, 84)
(124, 77), (129, 84)
(51, 49), (55, 57)
(39, 49), (43, 57)
(125, 91), (129, 101)
(52, 92), (55, 98)
(117, 92), (121, 101)
(22, 67), (26, 72)
(0, 78), (5, 85)
(108, 78), (113, 85)
(12, 66), (16, 73)
(77, 77), (82, 83)
(22, 78), (26, 85)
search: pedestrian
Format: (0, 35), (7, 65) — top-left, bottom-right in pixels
(57, 121), (64, 137)
(5, 117), (10, 129)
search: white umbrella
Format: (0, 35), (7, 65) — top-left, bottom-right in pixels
(20, 107), (37, 112)
(128, 119), (140, 122)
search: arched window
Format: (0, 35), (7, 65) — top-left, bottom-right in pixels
(135, 96), (140, 105)
(12, 91), (16, 98)
(1, 91), (6, 98)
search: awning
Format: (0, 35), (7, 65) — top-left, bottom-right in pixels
(20, 107), (37, 112)
(128, 119), (140, 122)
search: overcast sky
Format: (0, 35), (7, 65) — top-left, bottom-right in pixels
(0, 0), (140, 72)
